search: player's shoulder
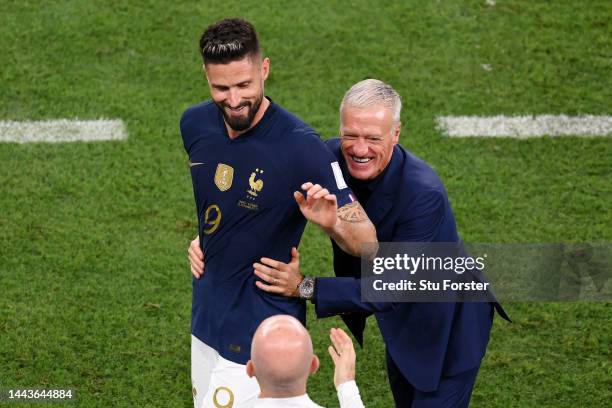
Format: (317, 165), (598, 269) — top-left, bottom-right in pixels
(180, 100), (217, 128)
(271, 103), (321, 142)
(324, 137), (342, 157)
(180, 100), (221, 152)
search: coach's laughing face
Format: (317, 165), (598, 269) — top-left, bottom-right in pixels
(205, 54), (270, 135)
(339, 105), (400, 181)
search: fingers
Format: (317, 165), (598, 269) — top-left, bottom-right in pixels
(306, 184), (324, 198)
(255, 280), (283, 294)
(295, 184), (336, 209)
(335, 327), (352, 343)
(290, 247), (299, 263)
(190, 236), (204, 259)
(188, 236), (204, 278)
(304, 184), (329, 201)
(324, 194), (337, 205)
(330, 327), (341, 350)
(330, 328), (354, 356)
(253, 263), (286, 284)
(190, 264), (201, 279)
(328, 345), (340, 364)
(329, 328), (356, 387)
(254, 261), (284, 276)
(312, 188), (330, 200)
(294, 191), (306, 207)
(188, 248), (204, 271)
(259, 257), (281, 270)
(253, 268), (275, 285)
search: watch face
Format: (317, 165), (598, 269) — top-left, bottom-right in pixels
(300, 277), (314, 299)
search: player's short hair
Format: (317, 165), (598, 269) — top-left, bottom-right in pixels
(199, 18), (261, 64)
(340, 79), (402, 124)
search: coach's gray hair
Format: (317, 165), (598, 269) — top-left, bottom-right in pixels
(340, 79), (402, 123)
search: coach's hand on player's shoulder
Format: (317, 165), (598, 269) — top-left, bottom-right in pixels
(188, 236), (205, 279)
(253, 247), (302, 297)
(294, 182), (338, 231)
(328, 327), (357, 388)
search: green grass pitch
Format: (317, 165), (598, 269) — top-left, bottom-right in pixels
(1, 1), (610, 406)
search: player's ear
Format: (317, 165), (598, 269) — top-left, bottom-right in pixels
(310, 355), (320, 375)
(246, 360), (255, 378)
(203, 64), (210, 82)
(261, 57), (270, 81)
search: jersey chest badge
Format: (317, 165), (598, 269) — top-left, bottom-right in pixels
(238, 167), (264, 211)
(214, 163), (234, 192)
(247, 168), (264, 197)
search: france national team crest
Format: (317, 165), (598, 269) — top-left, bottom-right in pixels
(215, 163), (234, 192)
(247, 168), (264, 197)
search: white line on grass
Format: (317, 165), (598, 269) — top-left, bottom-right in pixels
(435, 115), (612, 138)
(0, 119), (127, 143)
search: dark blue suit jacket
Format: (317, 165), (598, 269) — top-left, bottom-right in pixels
(315, 138), (508, 392)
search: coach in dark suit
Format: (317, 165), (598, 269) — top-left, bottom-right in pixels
(249, 79), (510, 407)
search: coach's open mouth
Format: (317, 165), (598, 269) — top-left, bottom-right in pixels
(351, 155), (372, 164)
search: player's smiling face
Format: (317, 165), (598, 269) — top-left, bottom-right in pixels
(205, 55), (269, 135)
(340, 105), (400, 181)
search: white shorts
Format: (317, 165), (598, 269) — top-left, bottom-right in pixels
(191, 335), (260, 408)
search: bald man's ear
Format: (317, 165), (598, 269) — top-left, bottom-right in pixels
(310, 355), (320, 375)
(246, 360), (255, 378)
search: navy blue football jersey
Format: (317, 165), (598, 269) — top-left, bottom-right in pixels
(180, 99), (353, 364)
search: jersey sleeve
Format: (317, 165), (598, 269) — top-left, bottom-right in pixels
(291, 131), (354, 208)
(180, 108), (198, 155)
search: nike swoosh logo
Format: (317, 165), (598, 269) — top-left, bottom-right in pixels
(189, 161), (204, 167)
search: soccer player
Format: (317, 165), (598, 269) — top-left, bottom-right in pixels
(193, 79), (510, 407)
(180, 19), (376, 408)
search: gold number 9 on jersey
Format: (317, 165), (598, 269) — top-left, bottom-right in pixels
(203, 204), (222, 235)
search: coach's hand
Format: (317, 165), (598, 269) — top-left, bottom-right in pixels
(294, 182), (338, 231)
(253, 247), (302, 297)
(328, 327), (357, 388)
(188, 236), (205, 279)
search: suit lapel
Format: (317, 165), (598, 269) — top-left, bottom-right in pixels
(364, 145), (403, 228)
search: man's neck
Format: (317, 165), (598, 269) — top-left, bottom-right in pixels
(226, 97), (271, 139)
(258, 385), (307, 399)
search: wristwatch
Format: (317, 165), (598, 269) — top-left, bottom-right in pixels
(298, 276), (315, 300)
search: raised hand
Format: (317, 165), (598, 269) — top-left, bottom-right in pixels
(328, 327), (357, 388)
(294, 182), (338, 231)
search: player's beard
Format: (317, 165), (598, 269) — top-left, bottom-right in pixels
(219, 93), (263, 132)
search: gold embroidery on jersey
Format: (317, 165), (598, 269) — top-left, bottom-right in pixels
(215, 163), (234, 192)
(247, 168), (264, 197)
(212, 386), (234, 408)
(203, 204), (222, 234)
(237, 200), (258, 211)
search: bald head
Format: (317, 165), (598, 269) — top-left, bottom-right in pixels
(247, 315), (319, 397)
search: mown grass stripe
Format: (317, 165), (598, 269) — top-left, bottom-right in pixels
(0, 119), (127, 143)
(436, 115), (612, 138)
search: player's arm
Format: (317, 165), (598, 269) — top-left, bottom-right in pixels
(295, 182), (377, 259)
